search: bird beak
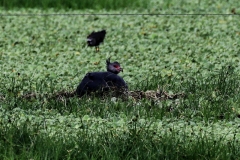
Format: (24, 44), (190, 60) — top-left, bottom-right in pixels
(119, 68), (123, 72)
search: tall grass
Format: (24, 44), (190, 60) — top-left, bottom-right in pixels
(2, 65), (239, 119)
(1, 66), (240, 159)
(0, 0), (149, 10)
(1, 120), (240, 159)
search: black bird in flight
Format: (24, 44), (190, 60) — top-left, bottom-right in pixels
(87, 30), (106, 52)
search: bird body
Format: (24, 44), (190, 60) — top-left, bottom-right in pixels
(87, 30), (106, 52)
(76, 71), (127, 97)
(76, 58), (127, 97)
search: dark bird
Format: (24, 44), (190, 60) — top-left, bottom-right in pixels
(76, 58), (128, 97)
(87, 30), (106, 52)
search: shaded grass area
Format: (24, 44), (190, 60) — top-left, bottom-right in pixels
(1, 66), (240, 159)
(0, 0), (239, 13)
(0, 122), (240, 160)
(0, 0), (149, 10)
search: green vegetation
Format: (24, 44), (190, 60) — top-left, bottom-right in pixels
(0, 0), (239, 13)
(0, 0), (149, 10)
(1, 1), (240, 159)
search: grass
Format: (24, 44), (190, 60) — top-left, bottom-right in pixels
(1, 3), (240, 159)
(1, 113), (240, 159)
(0, 0), (149, 10)
(0, 0), (239, 13)
(1, 66), (240, 159)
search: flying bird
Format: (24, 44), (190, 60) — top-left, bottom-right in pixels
(76, 58), (127, 97)
(87, 30), (106, 52)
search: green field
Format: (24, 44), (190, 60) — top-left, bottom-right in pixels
(1, 1), (240, 159)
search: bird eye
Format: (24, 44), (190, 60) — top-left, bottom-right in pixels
(113, 65), (118, 68)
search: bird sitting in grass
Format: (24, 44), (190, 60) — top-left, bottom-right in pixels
(76, 58), (128, 97)
(87, 30), (106, 52)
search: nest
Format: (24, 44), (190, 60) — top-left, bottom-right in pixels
(1, 87), (185, 102)
(128, 90), (185, 101)
(20, 90), (76, 101)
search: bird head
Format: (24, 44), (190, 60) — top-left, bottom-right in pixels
(101, 30), (106, 34)
(106, 57), (123, 74)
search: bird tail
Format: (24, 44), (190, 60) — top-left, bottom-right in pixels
(87, 38), (92, 42)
